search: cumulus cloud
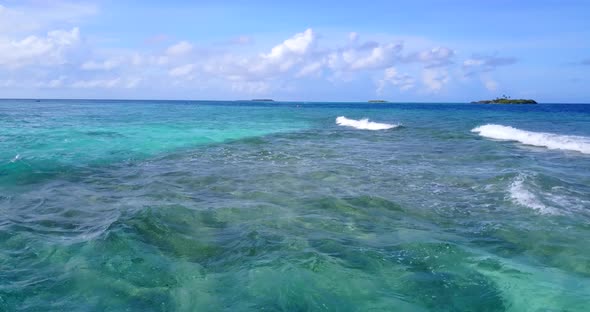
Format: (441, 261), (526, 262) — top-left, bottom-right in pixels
(0, 14), (465, 96)
(408, 46), (455, 68)
(422, 68), (449, 92)
(377, 67), (415, 93)
(264, 28), (315, 61)
(35, 77), (66, 88)
(202, 28), (317, 83)
(71, 77), (141, 89)
(231, 81), (270, 94)
(462, 54), (516, 91)
(145, 34), (171, 45)
(0, 14), (510, 97)
(463, 54), (517, 76)
(81, 59), (120, 71)
(0, 79), (17, 88)
(201, 28), (414, 92)
(327, 41), (403, 71)
(125, 77), (142, 88)
(247, 28), (317, 74)
(166, 41), (193, 56)
(169, 64), (196, 77)
(0, 27), (80, 68)
(71, 78), (121, 88)
(0, 2), (97, 34)
(296, 61), (324, 77)
(482, 77), (498, 91)
(230, 36), (253, 45)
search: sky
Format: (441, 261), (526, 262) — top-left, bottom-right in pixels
(0, 0), (589, 102)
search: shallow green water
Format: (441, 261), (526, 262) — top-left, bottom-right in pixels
(1, 100), (589, 311)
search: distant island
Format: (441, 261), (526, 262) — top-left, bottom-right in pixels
(471, 95), (537, 104)
(368, 100), (388, 103)
(251, 99), (274, 102)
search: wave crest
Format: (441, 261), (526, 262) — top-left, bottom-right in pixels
(472, 124), (590, 154)
(336, 116), (398, 130)
(509, 175), (555, 214)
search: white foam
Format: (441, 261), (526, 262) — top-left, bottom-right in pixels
(509, 176), (556, 214)
(10, 154), (21, 163)
(336, 116), (398, 130)
(472, 124), (590, 154)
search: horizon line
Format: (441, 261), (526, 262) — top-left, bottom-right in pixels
(0, 98), (589, 105)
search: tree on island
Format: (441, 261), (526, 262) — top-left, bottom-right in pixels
(471, 95), (537, 104)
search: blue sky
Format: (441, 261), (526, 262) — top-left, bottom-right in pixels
(0, 0), (588, 102)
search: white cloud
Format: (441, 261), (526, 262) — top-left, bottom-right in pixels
(131, 53), (143, 66)
(422, 68), (449, 92)
(377, 67), (415, 93)
(150, 55), (169, 66)
(0, 27), (80, 68)
(482, 76), (498, 91)
(328, 41), (403, 71)
(81, 59), (120, 71)
(0, 5), (26, 33)
(349, 44), (398, 70)
(413, 46), (454, 67)
(125, 77), (142, 88)
(169, 64), (196, 77)
(463, 54), (515, 91)
(202, 28), (318, 82)
(166, 41), (193, 56)
(35, 77), (66, 88)
(230, 36), (253, 45)
(0, 2), (97, 34)
(160, 29), (457, 94)
(71, 77), (140, 89)
(0, 79), (17, 88)
(264, 28), (315, 61)
(296, 61), (323, 77)
(463, 59), (485, 67)
(462, 54), (516, 76)
(0, 23), (487, 97)
(72, 78), (121, 88)
(248, 28), (317, 74)
(231, 81), (270, 94)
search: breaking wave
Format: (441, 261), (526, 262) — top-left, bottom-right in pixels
(509, 175), (555, 214)
(336, 116), (398, 130)
(472, 124), (590, 154)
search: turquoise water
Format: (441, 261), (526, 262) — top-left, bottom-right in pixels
(1, 99), (589, 311)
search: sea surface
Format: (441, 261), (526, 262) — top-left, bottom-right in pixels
(1, 99), (589, 311)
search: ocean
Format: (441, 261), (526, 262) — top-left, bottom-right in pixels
(1, 99), (589, 311)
